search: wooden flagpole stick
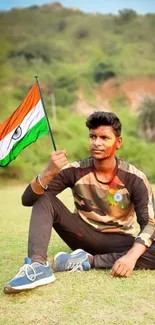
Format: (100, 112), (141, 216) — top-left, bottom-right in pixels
(34, 76), (57, 151)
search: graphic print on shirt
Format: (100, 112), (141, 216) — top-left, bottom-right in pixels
(73, 170), (134, 233)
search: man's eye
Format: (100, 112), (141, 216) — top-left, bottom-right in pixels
(12, 126), (22, 140)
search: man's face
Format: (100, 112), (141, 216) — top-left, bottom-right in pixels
(89, 125), (122, 160)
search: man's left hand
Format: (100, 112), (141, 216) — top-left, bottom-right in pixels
(111, 255), (137, 278)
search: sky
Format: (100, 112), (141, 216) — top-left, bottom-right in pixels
(0, 0), (155, 14)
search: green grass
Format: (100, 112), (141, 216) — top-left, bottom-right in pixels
(0, 185), (155, 325)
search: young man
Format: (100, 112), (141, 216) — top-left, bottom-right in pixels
(4, 111), (155, 294)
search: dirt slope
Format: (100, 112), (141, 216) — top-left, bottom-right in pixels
(75, 76), (155, 115)
(98, 76), (155, 110)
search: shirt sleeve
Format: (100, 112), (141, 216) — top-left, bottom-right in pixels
(22, 166), (76, 207)
(131, 175), (155, 247)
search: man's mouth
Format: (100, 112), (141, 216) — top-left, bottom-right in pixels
(92, 149), (104, 153)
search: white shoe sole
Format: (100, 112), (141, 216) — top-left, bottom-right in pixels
(4, 274), (56, 294)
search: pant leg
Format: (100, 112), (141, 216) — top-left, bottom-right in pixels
(28, 190), (155, 269)
(29, 191), (128, 261)
(94, 241), (155, 270)
(28, 191), (83, 261)
(28, 191), (135, 262)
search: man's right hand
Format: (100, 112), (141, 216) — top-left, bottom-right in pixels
(44, 150), (68, 178)
(35, 150), (68, 191)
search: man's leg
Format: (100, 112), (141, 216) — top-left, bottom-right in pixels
(28, 191), (110, 261)
(28, 191), (155, 271)
(93, 242), (155, 270)
(5, 191), (91, 294)
(4, 191), (84, 294)
(28, 191), (136, 263)
(28, 190), (100, 262)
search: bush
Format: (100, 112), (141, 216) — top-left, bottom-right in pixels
(9, 42), (61, 63)
(54, 74), (77, 91)
(55, 88), (76, 106)
(93, 62), (116, 83)
(75, 26), (89, 39)
(56, 20), (66, 31)
(118, 9), (137, 23)
(137, 96), (155, 141)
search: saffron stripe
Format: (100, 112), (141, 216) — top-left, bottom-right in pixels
(0, 83), (40, 139)
(0, 99), (45, 160)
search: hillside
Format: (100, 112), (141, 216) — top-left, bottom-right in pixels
(1, 3), (155, 109)
(0, 3), (155, 182)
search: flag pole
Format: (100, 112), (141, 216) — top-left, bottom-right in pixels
(34, 76), (57, 151)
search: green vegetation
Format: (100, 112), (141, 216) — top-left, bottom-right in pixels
(1, 103), (155, 182)
(137, 96), (155, 142)
(0, 3), (155, 181)
(0, 186), (155, 325)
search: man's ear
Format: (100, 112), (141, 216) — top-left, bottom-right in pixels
(116, 137), (122, 150)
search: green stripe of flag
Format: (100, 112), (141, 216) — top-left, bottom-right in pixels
(0, 117), (48, 167)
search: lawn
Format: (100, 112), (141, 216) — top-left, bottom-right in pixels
(0, 185), (155, 325)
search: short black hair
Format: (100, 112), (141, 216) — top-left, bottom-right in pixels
(86, 111), (122, 137)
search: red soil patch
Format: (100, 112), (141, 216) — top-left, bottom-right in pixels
(98, 76), (155, 110)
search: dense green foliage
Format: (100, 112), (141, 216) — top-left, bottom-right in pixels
(1, 104), (155, 183)
(0, 3), (155, 181)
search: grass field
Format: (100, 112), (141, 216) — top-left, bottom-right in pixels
(0, 185), (155, 325)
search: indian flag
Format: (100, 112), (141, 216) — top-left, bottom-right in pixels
(0, 83), (49, 167)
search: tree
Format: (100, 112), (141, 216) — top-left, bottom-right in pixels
(137, 96), (155, 141)
(118, 9), (137, 23)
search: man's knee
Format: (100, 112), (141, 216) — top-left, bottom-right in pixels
(32, 191), (55, 211)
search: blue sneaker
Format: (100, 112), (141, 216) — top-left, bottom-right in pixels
(3, 257), (56, 294)
(53, 249), (92, 272)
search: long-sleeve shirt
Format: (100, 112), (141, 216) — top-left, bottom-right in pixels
(22, 157), (155, 248)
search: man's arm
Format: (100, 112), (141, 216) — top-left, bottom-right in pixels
(111, 242), (147, 277)
(112, 175), (155, 277)
(22, 150), (68, 206)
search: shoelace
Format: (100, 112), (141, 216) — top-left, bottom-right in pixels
(67, 259), (86, 272)
(16, 264), (37, 282)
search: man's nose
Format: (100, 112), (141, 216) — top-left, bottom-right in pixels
(94, 137), (102, 145)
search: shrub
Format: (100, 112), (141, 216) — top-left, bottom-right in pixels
(55, 88), (76, 106)
(75, 26), (89, 39)
(9, 42), (55, 63)
(93, 62), (116, 83)
(137, 96), (155, 141)
(118, 9), (137, 23)
(56, 20), (66, 31)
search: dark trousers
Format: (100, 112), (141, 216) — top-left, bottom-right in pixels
(28, 192), (155, 269)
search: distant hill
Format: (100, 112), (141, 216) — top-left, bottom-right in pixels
(0, 4), (155, 113)
(1, 3), (155, 182)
